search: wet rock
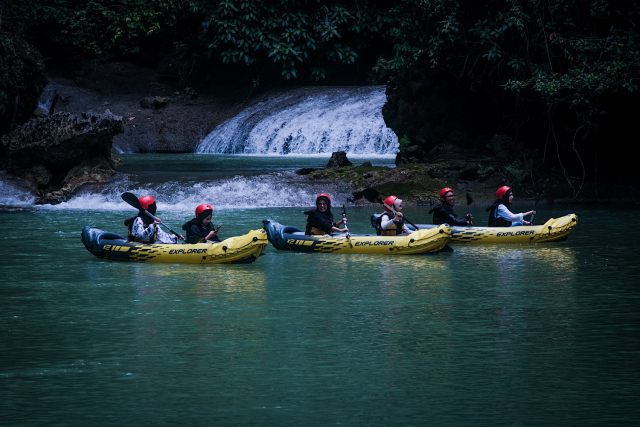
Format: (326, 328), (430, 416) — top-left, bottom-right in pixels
(22, 164), (53, 189)
(326, 151), (352, 168)
(1, 110), (124, 204)
(396, 145), (428, 164)
(296, 167), (320, 175)
(38, 157), (117, 204)
(140, 96), (169, 110)
(361, 161), (372, 167)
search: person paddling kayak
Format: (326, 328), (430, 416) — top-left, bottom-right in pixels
(124, 195), (183, 243)
(304, 193), (348, 235)
(376, 195), (413, 236)
(182, 204), (221, 244)
(487, 186), (536, 227)
(429, 187), (473, 226)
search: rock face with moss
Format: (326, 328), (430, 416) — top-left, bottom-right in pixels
(306, 163), (490, 205)
(0, 111), (124, 204)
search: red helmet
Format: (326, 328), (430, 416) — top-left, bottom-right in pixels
(383, 195), (398, 212)
(440, 187), (454, 198)
(196, 204), (213, 217)
(139, 196), (155, 210)
(316, 193), (331, 206)
(139, 195), (157, 215)
(496, 186), (511, 200)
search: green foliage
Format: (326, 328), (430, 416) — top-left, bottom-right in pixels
(3, 0), (639, 97)
(505, 160), (527, 188)
(4, 0), (189, 56)
(385, 0), (640, 118)
(3, 0), (387, 81)
(477, 165), (495, 179)
(197, 0), (386, 81)
(398, 134), (412, 147)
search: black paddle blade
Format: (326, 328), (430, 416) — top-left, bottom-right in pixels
(121, 192), (142, 211)
(361, 188), (382, 204)
(466, 192), (473, 206)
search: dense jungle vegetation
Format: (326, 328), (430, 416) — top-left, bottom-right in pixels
(2, 0), (639, 182)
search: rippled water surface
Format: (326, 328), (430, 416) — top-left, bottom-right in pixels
(1, 157), (639, 426)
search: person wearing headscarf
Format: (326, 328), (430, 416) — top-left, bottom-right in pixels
(429, 187), (473, 226)
(304, 193), (348, 235)
(124, 195), (182, 243)
(377, 195), (413, 236)
(486, 186), (536, 227)
(182, 204), (221, 244)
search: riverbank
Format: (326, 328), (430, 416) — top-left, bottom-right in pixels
(304, 161), (640, 206)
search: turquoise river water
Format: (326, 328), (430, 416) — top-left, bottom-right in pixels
(1, 154), (639, 426)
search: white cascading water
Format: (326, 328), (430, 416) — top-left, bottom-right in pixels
(196, 86), (398, 156)
(7, 173), (353, 212)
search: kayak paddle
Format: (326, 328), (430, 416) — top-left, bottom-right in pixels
(342, 206), (353, 248)
(530, 197), (540, 225)
(466, 192), (474, 225)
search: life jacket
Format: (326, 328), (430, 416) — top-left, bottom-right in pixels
(375, 211), (404, 236)
(486, 200), (513, 227)
(125, 215), (157, 243)
(304, 209), (334, 235)
(182, 218), (220, 244)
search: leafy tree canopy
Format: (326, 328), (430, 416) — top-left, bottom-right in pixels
(384, 0), (640, 117)
(3, 0), (390, 82)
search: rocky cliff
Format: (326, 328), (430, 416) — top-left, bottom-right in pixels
(1, 111), (124, 204)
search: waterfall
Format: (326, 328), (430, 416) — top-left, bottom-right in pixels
(196, 86), (398, 156)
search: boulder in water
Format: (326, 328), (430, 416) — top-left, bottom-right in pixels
(0, 110), (124, 204)
(326, 151), (352, 168)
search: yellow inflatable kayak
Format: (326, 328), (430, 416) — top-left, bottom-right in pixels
(263, 219), (452, 255)
(81, 226), (268, 264)
(412, 214), (578, 244)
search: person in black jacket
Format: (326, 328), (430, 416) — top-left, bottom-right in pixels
(182, 204), (221, 244)
(304, 193), (348, 235)
(430, 187), (473, 226)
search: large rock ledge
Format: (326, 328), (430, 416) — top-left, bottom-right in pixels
(0, 111), (124, 204)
